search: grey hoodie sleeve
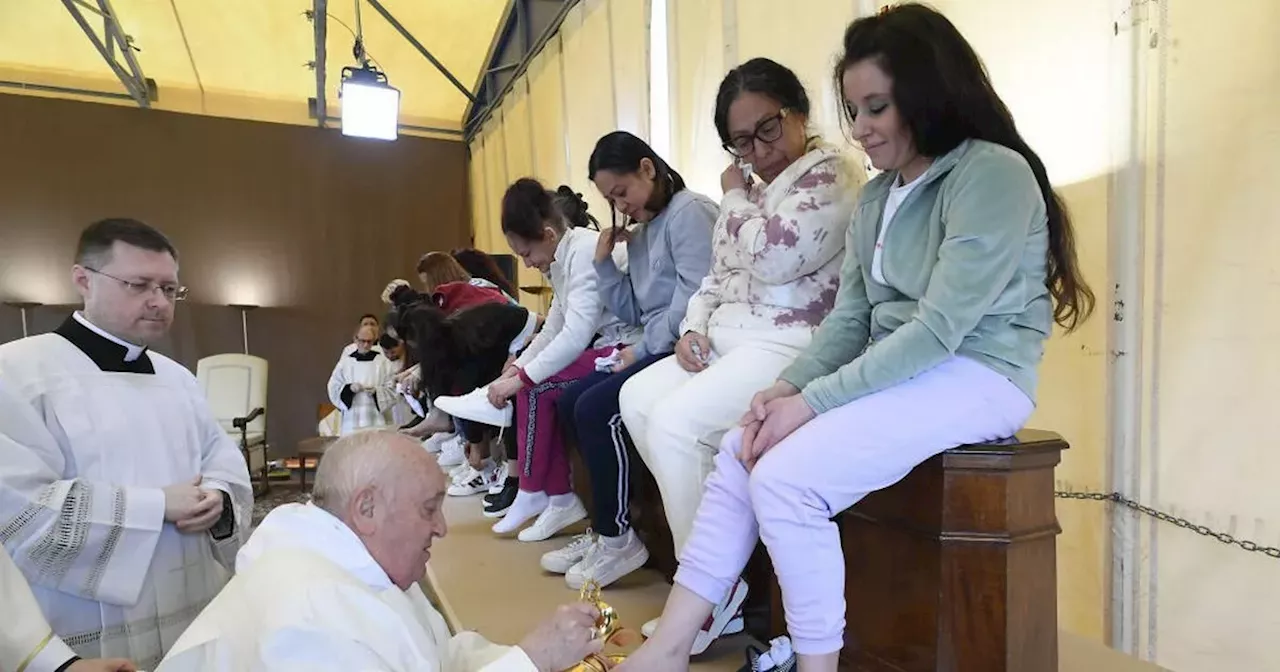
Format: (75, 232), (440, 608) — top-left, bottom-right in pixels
(634, 198), (716, 359)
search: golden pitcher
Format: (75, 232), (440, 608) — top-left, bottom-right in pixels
(571, 579), (628, 672)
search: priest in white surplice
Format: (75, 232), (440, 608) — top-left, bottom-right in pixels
(1, 548), (136, 672)
(0, 219), (253, 670)
(327, 324), (398, 435)
(157, 430), (605, 672)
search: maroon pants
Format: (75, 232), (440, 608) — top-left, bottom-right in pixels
(516, 346), (613, 495)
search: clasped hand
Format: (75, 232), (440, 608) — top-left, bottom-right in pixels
(162, 476), (225, 533)
(737, 381), (815, 471)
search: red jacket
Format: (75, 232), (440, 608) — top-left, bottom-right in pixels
(432, 281), (508, 315)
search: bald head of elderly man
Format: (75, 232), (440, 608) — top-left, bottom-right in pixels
(159, 430), (605, 672)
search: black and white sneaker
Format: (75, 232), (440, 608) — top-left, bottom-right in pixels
(484, 476), (518, 505)
(738, 636), (796, 672)
(483, 477), (518, 518)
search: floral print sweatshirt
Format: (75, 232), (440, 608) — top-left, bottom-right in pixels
(680, 141), (866, 335)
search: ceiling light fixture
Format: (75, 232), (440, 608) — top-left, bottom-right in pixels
(339, 0), (398, 141)
(340, 64), (399, 140)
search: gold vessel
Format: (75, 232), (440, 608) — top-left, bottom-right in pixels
(570, 580), (629, 671)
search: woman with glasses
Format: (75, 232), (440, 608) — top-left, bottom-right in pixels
(616, 57), (866, 651)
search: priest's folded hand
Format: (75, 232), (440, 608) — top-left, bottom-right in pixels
(176, 489), (226, 534)
(163, 476), (207, 523)
(517, 603), (605, 672)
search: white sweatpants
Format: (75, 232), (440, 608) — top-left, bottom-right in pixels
(617, 324), (812, 555)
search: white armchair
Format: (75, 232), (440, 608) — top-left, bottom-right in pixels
(197, 354), (270, 496)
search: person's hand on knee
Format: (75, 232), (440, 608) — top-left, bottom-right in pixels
(740, 394), (815, 471)
(740, 380), (801, 426)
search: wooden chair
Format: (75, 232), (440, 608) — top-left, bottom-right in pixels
(631, 430), (1068, 672)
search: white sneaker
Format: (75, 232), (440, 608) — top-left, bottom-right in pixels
(434, 387), (514, 428)
(448, 462), (498, 496)
(449, 461), (473, 481)
(488, 461), (510, 495)
(641, 579), (749, 655)
(437, 436), (466, 467)
(517, 495), (587, 542)
(540, 530), (596, 574)
(566, 529), (649, 589)
(451, 458), (492, 485)
(423, 432), (456, 454)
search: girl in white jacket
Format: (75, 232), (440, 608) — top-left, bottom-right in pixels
(484, 179), (641, 542)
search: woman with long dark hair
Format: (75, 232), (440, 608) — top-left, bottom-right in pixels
(621, 5), (1093, 671)
(538, 131), (716, 590)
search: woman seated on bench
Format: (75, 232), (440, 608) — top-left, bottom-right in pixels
(618, 5), (1095, 672)
(617, 57), (864, 652)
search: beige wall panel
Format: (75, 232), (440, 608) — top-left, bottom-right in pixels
(1147, 1), (1280, 669)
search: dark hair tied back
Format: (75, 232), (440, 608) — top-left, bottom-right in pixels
(714, 57), (811, 145)
(552, 186), (598, 231)
(502, 177), (599, 240)
(588, 131), (688, 220)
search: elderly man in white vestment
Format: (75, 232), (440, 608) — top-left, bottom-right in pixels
(0, 548), (136, 672)
(0, 219), (253, 670)
(158, 430), (605, 672)
(328, 324), (399, 435)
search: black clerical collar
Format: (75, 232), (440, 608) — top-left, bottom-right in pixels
(349, 350), (379, 362)
(55, 313), (155, 374)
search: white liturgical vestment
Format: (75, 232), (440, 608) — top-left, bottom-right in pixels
(0, 313), (253, 670)
(327, 349), (398, 435)
(157, 502), (537, 672)
(0, 548), (79, 672)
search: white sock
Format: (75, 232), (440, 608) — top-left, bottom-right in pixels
(492, 490), (548, 533)
(600, 529), (632, 549)
(549, 493), (577, 508)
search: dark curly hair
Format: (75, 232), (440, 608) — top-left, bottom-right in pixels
(400, 302), (531, 400)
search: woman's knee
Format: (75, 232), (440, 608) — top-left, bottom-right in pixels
(746, 448), (804, 507)
(617, 376), (646, 428)
(719, 427), (745, 458)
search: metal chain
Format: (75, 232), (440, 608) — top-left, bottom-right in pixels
(1056, 489), (1280, 559)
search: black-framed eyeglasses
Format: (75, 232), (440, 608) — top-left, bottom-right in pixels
(85, 267), (188, 302)
(723, 109), (789, 158)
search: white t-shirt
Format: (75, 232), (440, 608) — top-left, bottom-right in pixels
(872, 171), (926, 286)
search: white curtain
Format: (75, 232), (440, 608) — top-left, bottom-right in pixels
(667, 0), (729, 200)
(480, 116), (509, 256)
(467, 139), (490, 252)
(561, 0), (620, 223)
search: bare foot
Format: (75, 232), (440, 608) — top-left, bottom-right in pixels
(613, 641), (687, 672)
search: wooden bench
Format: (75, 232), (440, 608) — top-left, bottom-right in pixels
(627, 429), (1068, 672)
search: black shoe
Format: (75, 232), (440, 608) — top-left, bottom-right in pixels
(483, 478), (518, 518)
(484, 477), (517, 505)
